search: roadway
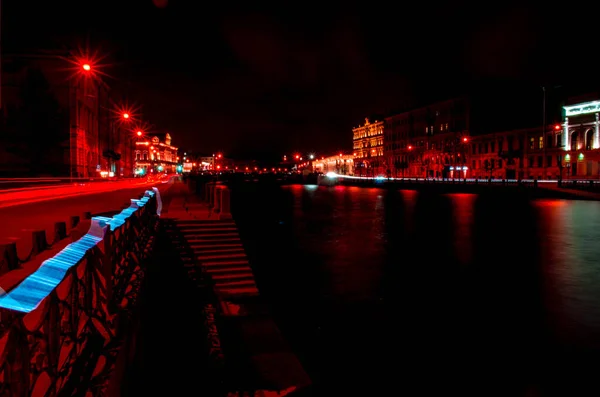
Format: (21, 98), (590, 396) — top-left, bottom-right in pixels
(0, 177), (175, 261)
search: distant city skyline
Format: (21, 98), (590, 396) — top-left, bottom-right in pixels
(3, 1), (600, 159)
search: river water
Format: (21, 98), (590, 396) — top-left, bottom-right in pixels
(231, 183), (600, 396)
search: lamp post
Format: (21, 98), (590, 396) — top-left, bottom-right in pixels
(70, 61), (94, 181)
(542, 86), (546, 180)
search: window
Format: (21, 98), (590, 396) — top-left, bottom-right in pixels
(529, 137), (535, 149)
(426, 127), (428, 133)
(445, 123), (448, 130)
(539, 136), (544, 149)
(547, 156), (553, 167)
(537, 156), (543, 167)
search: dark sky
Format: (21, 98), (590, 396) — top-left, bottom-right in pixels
(4, 1), (599, 159)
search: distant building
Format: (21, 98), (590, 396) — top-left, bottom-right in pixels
(560, 99), (600, 179)
(134, 132), (178, 175)
(198, 156), (215, 171)
(313, 154), (354, 175)
(381, 83), (544, 179)
(353, 118), (384, 176)
(384, 98), (469, 178)
(0, 51), (124, 178)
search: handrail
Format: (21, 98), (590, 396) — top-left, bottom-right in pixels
(0, 189), (159, 313)
(0, 186), (162, 396)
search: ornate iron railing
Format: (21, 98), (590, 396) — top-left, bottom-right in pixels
(0, 187), (162, 396)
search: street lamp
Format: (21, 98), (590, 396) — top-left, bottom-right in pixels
(82, 63), (91, 71)
(122, 112), (130, 120)
(137, 130), (143, 137)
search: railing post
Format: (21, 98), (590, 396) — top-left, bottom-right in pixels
(100, 219), (114, 310)
(70, 215), (80, 229)
(0, 242), (19, 275)
(31, 230), (47, 256)
(54, 221), (67, 241)
(213, 185), (222, 214)
(219, 188), (232, 220)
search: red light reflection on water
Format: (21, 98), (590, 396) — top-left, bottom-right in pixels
(447, 193), (476, 266)
(534, 199), (600, 347)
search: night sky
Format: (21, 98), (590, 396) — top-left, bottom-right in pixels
(4, 1), (599, 160)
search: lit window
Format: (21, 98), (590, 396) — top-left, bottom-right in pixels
(426, 127), (429, 133)
(539, 136), (544, 149)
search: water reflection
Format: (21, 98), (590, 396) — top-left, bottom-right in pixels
(447, 193), (476, 266)
(232, 184), (600, 396)
(536, 200), (600, 345)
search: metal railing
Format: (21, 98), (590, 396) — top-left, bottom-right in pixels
(0, 187), (162, 396)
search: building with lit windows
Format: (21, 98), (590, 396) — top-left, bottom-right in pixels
(468, 127), (557, 180)
(0, 51), (118, 178)
(313, 154), (354, 175)
(134, 132), (178, 176)
(353, 118), (384, 176)
(560, 99), (600, 179)
(384, 98), (469, 178)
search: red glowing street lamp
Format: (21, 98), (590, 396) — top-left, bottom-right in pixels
(554, 124), (561, 131)
(82, 63), (91, 72)
(136, 130), (143, 137)
(122, 112), (130, 120)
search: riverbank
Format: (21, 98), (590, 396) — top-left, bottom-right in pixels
(120, 180), (311, 395)
(329, 178), (600, 201)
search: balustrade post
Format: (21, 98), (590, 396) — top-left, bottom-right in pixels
(207, 182), (216, 207)
(70, 215), (80, 229)
(0, 241), (19, 274)
(31, 230), (47, 256)
(213, 186), (222, 214)
(96, 218), (114, 311)
(54, 221), (67, 241)
(83, 211), (92, 220)
(219, 188), (232, 220)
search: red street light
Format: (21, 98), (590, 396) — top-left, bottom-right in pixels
(82, 63), (91, 71)
(122, 113), (130, 120)
(408, 145), (413, 150)
(136, 131), (143, 136)
(463, 137), (468, 142)
(554, 124), (561, 130)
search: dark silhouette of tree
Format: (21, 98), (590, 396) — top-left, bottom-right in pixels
(6, 68), (68, 175)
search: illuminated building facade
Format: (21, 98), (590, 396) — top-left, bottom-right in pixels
(199, 156), (215, 171)
(560, 100), (600, 179)
(467, 127), (559, 180)
(313, 154), (354, 175)
(384, 98), (469, 178)
(134, 132), (178, 175)
(0, 52), (115, 177)
(353, 118), (384, 176)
